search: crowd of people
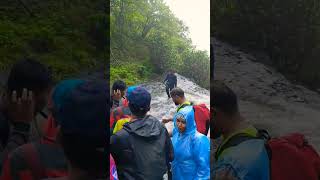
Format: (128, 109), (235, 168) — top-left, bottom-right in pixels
(0, 59), (108, 180)
(110, 78), (211, 180)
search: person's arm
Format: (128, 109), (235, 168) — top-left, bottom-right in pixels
(162, 118), (173, 124)
(193, 136), (210, 180)
(164, 74), (169, 84)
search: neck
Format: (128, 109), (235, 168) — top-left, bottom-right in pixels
(180, 98), (186, 105)
(131, 114), (146, 121)
(222, 113), (245, 139)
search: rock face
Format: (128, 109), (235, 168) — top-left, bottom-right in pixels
(214, 39), (320, 151)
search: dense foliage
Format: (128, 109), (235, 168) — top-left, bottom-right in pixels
(0, 0), (106, 81)
(111, 0), (210, 88)
(212, 0), (320, 89)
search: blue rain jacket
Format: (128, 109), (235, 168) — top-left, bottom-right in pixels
(171, 106), (210, 180)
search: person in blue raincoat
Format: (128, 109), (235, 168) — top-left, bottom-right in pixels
(171, 106), (210, 180)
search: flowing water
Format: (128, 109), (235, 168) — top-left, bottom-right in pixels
(214, 39), (320, 151)
(141, 74), (210, 180)
(142, 74), (210, 136)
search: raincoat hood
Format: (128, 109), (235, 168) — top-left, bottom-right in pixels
(171, 106), (210, 180)
(122, 115), (161, 138)
(173, 106), (196, 136)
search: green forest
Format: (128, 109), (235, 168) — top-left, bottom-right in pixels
(111, 0), (210, 89)
(0, 0), (106, 81)
(212, 0), (320, 90)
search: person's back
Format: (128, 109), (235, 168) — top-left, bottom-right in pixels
(211, 80), (269, 180)
(164, 72), (177, 98)
(212, 125), (269, 180)
(111, 87), (173, 180)
(42, 79), (109, 180)
(112, 116), (170, 179)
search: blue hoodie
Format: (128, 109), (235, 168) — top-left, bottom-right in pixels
(171, 106), (210, 180)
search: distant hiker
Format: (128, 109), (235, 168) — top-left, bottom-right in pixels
(172, 106), (210, 180)
(0, 59), (53, 170)
(111, 80), (128, 109)
(211, 80), (270, 180)
(110, 86), (137, 134)
(111, 87), (174, 180)
(163, 70), (177, 98)
(162, 87), (210, 136)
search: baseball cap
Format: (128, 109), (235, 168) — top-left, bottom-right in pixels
(52, 79), (109, 139)
(127, 86), (151, 110)
(126, 85), (138, 99)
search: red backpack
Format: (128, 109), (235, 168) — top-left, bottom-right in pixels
(193, 104), (210, 136)
(217, 130), (320, 180)
(265, 132), (320, 180)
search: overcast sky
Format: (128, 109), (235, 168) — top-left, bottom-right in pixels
(163, 0), (210, 53)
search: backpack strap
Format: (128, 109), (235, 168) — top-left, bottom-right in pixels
(215, 133), (258, 160)
(22, 143), (45, 179)
(177, 103), (191, 112)
(256, 129), (272, 161)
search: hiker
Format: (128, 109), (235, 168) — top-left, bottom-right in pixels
(110, 86), (136, 133)
(162, 87), (210, 136)
(0, 59), (53, 169)
(111, 87), (174, 180)
(162, 88), (192, 124)
(47, 79), (108, 180)
(171, 105), (210, 180)
(111, 80), (128, 109)
(211, 80), (270, 180)
(163, 70), (177, 99)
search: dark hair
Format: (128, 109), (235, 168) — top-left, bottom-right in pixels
(7, 58), (53, 95)
(128, 104), (150, 118)
(60, 133), (107, 178)
(112, 80), (126, 92)
(170, 87), (184, 98)
(212, 80), (238, 115)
